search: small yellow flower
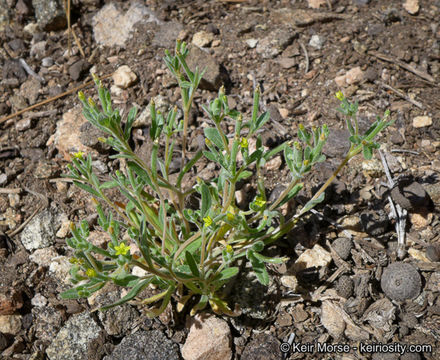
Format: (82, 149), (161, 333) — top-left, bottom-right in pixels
(205, 138), (212, 147)
(254, 196), (266, 208)
(303, 159), (309, 166)
(226, 245), (233, 254)
(114, 242), (130, 256)
(88, 97), (96, 107)
(240, 138), (248, 148)
(299, 124), (305, 131)
(226, 212), (235, 221)
(86, 268), (97, 277)
(72, 151), (84, 160)
(78, 91), (86, 101)
(203, 216), (213, 227)
(335, 91), (344, 101)
(320, 132), (326, 141)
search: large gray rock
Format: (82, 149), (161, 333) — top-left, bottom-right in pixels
(93, 2), (160, 47)
(46, 312), (102, 360)
(20, 208), (60, 251)
(182, 314), (232, 360)
(32, 0), (66, 31)
(186, 46), (227, 91)
(103, 330), (180, 360)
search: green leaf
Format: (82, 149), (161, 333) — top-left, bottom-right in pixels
(362, 144), (373, 160)
(101, 278), (152, 310)
(110, 267), (139, 287)
(218, 267), (239, 281)
(200, 183), (212, 218)
(236, 170), (253, 181)
(204, 127), (225, 150)
(247, 250), (269, 286)
(253, 252), (287, 264)
(177, 150), (203, 188)
(254, 111), (270, 132)
(348, 135), (361, 145)
(251, 241), (264, 252)
(99, 180), (118, 189)
(246, 149), (263, 165)
(277, 183), (303, 207)
(124, 106), (138, 140)
(185, 251), (200, 277)
(73, 181), (101, 198)
(190, 294), (209, 314)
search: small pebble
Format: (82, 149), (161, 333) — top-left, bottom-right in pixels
(112, 65), (137, 89)
(425, 244), (440, 262)
(412, 116), (432, 128)
(41, 57), (54, 67)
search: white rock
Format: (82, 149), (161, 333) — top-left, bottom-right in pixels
(362, 158), (383, 178)
(345, 66), (364, 85)
(0, 315), (22, 335)
(280, 275), (298, 290)
(309, 34), (325, 50)
(93, 2), (160, 47)
(20, 209), (58, 251)
(293, 244), (332, 271)
(182, 314), (232, 360)
(334, 74), (347, 87)
(113, 65), (137, 89)
(29, 248), (58, 267)
(403, 0), (419, 15)
(279, 108), (289, 119)
(412, 116), (432, 128)
(192, 31), (214, 47)
(31, 293), (48, 307)
(49, 106), (90, 161)
(23, 22), (40, 34)
(49, 256), (72, 284)
(245, 39), (258, 49)
(56, 214), (71, 238)
(266, 155), (283, 171)
(307, 0), (326, 8)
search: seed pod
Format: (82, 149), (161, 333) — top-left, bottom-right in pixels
(381, 262), (421, 301)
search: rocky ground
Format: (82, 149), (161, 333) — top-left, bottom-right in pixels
(0, 0), (439, 359)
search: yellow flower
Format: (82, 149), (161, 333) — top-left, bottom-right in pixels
(78, 91), (86, 101)
(303, 159), (309, 166)
(335, 91), (344, 101)
(254, 196), (266, 208)
(240, 138), (248, 148)
(72, 151), (84, 160)
(226, 212), (235, 221)
(86, 268), (97, 277)
(114, 242), (130, 256)
(203, 216), (213, 227)
(226, 245), (233, 253)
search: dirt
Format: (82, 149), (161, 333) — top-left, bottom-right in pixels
(0, 0), (439, 359)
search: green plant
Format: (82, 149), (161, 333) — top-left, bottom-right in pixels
(61, 40), (392, 317)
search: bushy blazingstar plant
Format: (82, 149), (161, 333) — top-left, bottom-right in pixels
(61, 40), (392, 317)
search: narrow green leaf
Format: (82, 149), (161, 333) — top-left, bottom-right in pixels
(253, 252), (287, 264)
(204, 127), (225, 150)
(362, 145), (373, 160)
(73, 181), (101, 198)
(218, 267), (239, 281)
(200, 183), (211, 218)
(100, 278), (152, 310)
(185, 251), (200, 277)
